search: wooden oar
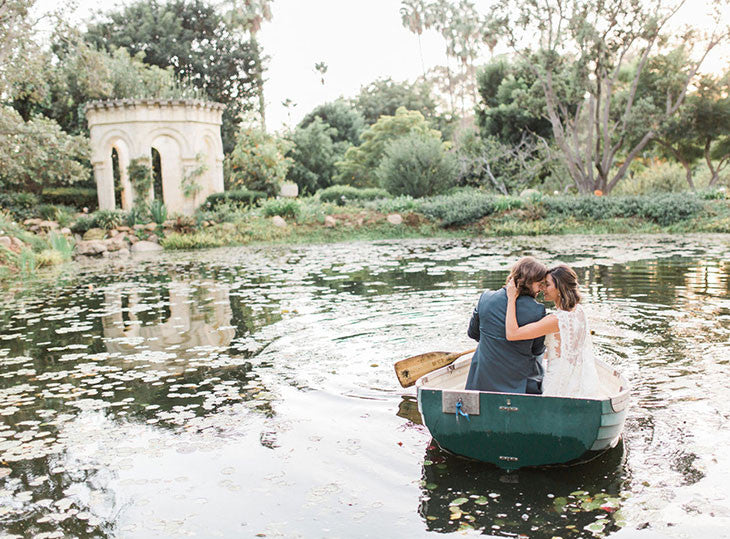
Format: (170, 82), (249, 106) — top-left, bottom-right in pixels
(394, 348), (476, 388)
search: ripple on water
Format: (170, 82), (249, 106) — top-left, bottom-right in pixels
(0, 234), (728, 537)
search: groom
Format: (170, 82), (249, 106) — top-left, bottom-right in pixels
(465, 257), (548, 394)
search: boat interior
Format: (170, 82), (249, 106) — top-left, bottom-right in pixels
(417, 357), (627, 400)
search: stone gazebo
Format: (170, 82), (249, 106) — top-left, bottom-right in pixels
(86, 99), (226, 215)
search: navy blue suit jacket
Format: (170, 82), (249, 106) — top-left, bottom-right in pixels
(464, 288), (546, 393)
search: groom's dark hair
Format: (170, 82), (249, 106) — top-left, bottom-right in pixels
(507, 257), (548, 298)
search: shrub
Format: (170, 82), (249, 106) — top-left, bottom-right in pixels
(640, 193), (703, 225)
(318, 185), (391, 205)
(35, 249), (65, 267)
(37, 204), (76, 225)
(48, 232), (75, 261)
(205, 189), (265, 210)
(377, 133), (458, 198)
(370, 195), (421, 213)
(493, 195), (524, 212)
(697, 188), (727, 200)
(92, 209), (125, 230)
(148, 199), (168, 225)
(161, 231), (228, 250)
(261, 199), (300, 219)
(420, 190), (497, 226)
(126, 204), (149, 226)
(71, 215), (95, 234)
(336, 107), (443, 187)
(41, 187), (97, 210)
(226, 128), (293, 197)
(286, 119), (349, 194)
(539, 193), (703, 225)
(0, 192), (39, 221)
(613, 162), (688, 195)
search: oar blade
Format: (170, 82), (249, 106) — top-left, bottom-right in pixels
(394, 351), (455, 388)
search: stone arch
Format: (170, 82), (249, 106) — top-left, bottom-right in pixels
(85, 99), (225, 215)
(93, 131), (136, 211)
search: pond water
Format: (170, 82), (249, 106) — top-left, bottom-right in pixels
(0, 234), (729, 538)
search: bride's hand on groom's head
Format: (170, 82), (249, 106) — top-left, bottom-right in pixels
(506, 278), (518, 301)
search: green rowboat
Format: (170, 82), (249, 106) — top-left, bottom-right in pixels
(416, 357), (629, 470)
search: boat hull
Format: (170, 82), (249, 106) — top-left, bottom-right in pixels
(416, 358), (628, 469)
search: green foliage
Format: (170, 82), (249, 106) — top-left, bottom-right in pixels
(493, 196), (524, 212)
(226, 128), (293, 197)
(318, 185), (391, 205)
(697, 188), (727, 200)
(0, 192), (39, 220)
(377, 133), (458, 198)
(85, 0), (263, 153)
(0, 106), (89, 193)
(353, 77), (438, 126)
(182, 154), (207, 200)
(39, 39), (200, 136)
(127, 157), (152, 196)
(286, 119), (346, 194)
(541, 194), (703, 225)
(261, 199), (300, 219)
(300, 100), (365, 146)
(37, 204), (76, 227)
(204, 189), (266, 210)
(475, 58), (554, 145)
(148, 199), (168, 225)
(420, 190), (498, 226)
(370, 195), (421, 213)
(640, 193), (703, 226)
(47, 231), (75, 261)
(125, 204), (149, 226)
(70, 214), (95, 234)
(161, 230), (228, 250)
(613, 162), (688, 195)
(92, 209), (125, 230)
(41, 187), (97, 211)
(336, 107), (443, 187)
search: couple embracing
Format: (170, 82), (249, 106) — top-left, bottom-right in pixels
(465, 257), (600, 398)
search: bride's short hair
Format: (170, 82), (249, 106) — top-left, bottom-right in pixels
(550, 265), (581, 310)
(507, 257), (548, 298)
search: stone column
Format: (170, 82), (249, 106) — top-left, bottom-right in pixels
(94, 160), (116, 210)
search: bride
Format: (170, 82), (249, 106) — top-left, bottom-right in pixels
(505, 265), (601, 398)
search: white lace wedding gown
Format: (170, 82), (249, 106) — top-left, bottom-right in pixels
(542, 305), (602, 398)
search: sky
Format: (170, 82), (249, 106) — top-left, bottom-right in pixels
(35, 0), (730, 133)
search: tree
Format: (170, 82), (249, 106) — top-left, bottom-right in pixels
(0, 106), (89, 193)
(299, 100), (365, 147)
(335, 107), (443, 187)
(692, 73), (730, 186)
(495, 0), (728, 194)
(286, 119), (347, 194)
(218, 0), (273, 130)
(226, 127), (292, 196)
(400, 0), (498, 115)
(86, 0), (263, 153)
(353, 77), (438, 125)
(475, 57), (555, 146)
(34, 36), (198, 136)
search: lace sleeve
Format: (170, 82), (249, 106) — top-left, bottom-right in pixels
(556, 308), (588, 366)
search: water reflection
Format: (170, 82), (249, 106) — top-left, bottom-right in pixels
(418, 440), (627, 536)
(101, 281), (236, 359)
(0, 236), (728, 537)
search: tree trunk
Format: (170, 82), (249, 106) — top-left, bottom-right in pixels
(251, 35), (266, 131)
